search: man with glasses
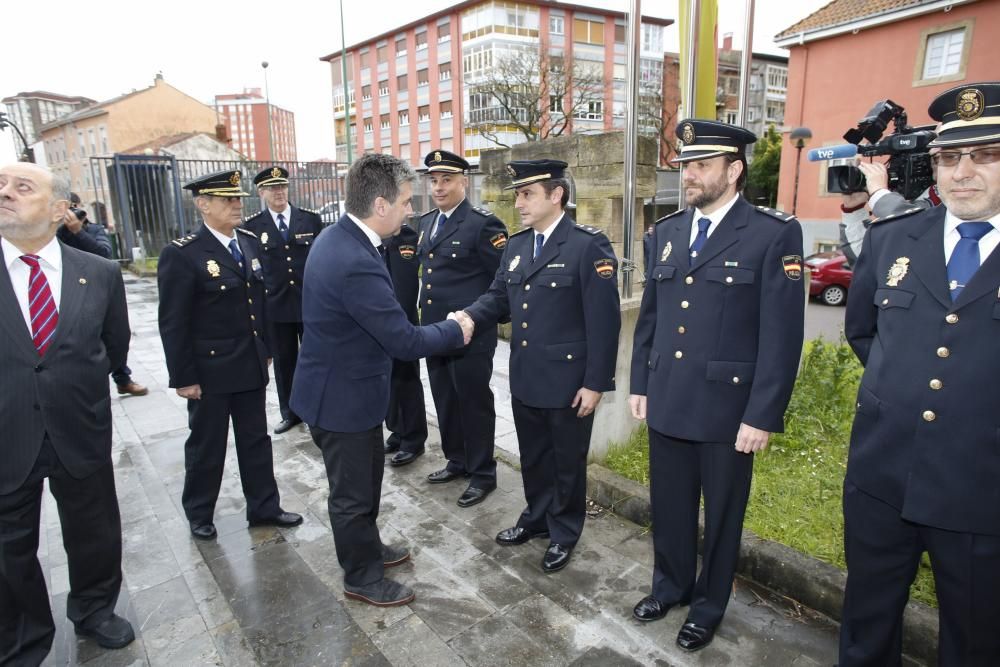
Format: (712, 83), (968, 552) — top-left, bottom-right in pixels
(840, 82), (1000, 666)
(244, 166), (323, 434)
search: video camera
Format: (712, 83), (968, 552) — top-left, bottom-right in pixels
(809, 100), (936, 201)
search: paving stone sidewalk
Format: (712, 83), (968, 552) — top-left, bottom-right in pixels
(38, 273), (840, 666)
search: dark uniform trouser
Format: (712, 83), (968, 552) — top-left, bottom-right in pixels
(510, 397), (594, 547)
(648, 428), (753, 628)
(426, 351), (496, 487)
(268, 321), (304, 422)
(839, 479), (1000, 667)
(310, 425), (385, 587)
(182, 387), (282, 525)
(385, 359), (427, 454)
(0, 438), (123, 667)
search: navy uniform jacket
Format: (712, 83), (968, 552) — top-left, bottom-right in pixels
(417, 198), (508, 353)
(464, 215), (621, 409)
(157, 225), (270, 394)
(386, 223), (420, 324)
(630, 197), (805, 442)
(845, 205), (1000, 536)
(242, 205), (323, 322)
(290, 215), (464, 433)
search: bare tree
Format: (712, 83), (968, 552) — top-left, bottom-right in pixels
(636, 82), (677, 166)
(466, 49), (606, 148)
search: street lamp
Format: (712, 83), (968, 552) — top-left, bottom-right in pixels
(790, 126), (812, 216)
(261, 61), (275, 162)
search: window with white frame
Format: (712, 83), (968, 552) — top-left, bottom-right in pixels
(398, 110), (409, 126)
(550, 16), (564, 35)
(922, 28), (965, 79)
(574, 100), (603, 121)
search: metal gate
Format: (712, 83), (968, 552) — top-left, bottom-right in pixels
(87, 156), (343, 261)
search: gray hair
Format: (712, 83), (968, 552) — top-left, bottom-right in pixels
(345, 153), (417, 218)
(50, 172), (72, 203)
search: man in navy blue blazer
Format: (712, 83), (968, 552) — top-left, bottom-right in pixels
(290, 154), (470, 608)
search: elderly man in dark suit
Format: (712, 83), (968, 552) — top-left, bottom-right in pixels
(629, 120), (804, 652)
(0, 163), (134, 664)
(840, 82), (1000, 667)
(460, 159), (622, 575)
(291, 153), (470, 608)
(158, 170), (302, 542)
(242, 166), (324, 434)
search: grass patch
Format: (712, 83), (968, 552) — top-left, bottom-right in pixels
(604, 339), (937, 607)
(130, 257), (159, 272)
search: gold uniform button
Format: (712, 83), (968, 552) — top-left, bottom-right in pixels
(253, 330), (258, 336)
(945, 313), (959, 324)
(685, 276), (694, 285)
(429, 253), (434, 259)
(248, 298), (253, 304)
(678, 326), (686, 334)
(220, 285), (227, 290)
(521, 322), (528, 329)
(289, 280), (295, 285)
(882, 298), (889, 306)
(551, 282), (557, 287)
(521, 340), (528, 347)
(426, 284), (432, 290)
(288, 268), (293, 273)
(246, 282), (251, 288)
(725, 276), (733, 284)
(922, 410), (936, 422)
(732, 376), (740, 384)
(681, 300), (689, 309)
(451, 253), (458, 258)
(929, 379), (943, 390)
(427, 299), (433, 304)
(210, 350), (216, 356)
(674, 350), (683, 359)
(427, 268), (432, 274)
(937, 347), (950, 358)
(284, 245), (290, 250)
(250, 315), (256, 320)
(566, 354), (573, 360)
(286, 256), (292, 261)
(522, 303), (528, 310)
(525, 284), (531, 291)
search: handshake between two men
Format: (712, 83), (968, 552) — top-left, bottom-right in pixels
(446, 310), (475, 346)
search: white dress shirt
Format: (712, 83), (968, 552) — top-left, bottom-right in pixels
(348, 213), (383, 249)
(689, 193), (740, 248)
(206, 224), (239, 251)
(430, 199), (464, 238)
(533, 213), (566, 252)
(943, 211), (1000, 266)
(2, 236), (63, 334)
(269, 205), (292, 228)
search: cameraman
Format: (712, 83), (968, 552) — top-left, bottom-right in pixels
(840, 160), (940, 267)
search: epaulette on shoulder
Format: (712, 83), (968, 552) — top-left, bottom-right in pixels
(574, 223), (601, 235)
(236, 227), (258, 238)
(171, 234), (197, 248)
(471, 205), (494, 218)
(655, 209), (686, 225)
(755, 206), (796, 223)
(299, 207), (320, 215)
(510, 226), (532, 237)
(242, 210), (266, 223)
(869, 207), (923, 226)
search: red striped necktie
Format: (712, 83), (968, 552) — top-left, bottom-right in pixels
(19, 254), (59, 356)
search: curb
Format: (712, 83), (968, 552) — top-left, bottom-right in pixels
(586, 463), (938, 666)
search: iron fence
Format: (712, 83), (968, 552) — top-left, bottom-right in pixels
(86, 156), (343, 261)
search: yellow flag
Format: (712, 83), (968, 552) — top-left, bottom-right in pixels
(678, 0), (719, 120)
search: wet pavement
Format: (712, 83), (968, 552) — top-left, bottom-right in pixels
(38, 273), (841, 666)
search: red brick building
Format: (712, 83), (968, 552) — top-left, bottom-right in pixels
(214, 89), (297, 162)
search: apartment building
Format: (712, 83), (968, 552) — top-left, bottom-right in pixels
(2, 91), (95, 147)
(214, 88), (297, 162)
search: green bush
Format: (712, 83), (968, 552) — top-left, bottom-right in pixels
(604, 339), (937, 607)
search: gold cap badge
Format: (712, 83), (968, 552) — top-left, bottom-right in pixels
(681, 123), (695, 144)
(229, 172), (241, 186)
(956, 88), (984, 121)
(271, 167), (282, 179)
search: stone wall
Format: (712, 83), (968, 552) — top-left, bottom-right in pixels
(478, 132), (658, 289)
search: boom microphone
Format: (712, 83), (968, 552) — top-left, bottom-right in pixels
(807, 144), (859, 162)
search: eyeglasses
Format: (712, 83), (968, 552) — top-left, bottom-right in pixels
(930, 148), (1000, 167)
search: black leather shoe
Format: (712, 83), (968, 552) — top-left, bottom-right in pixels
(457, 485), (495, 508)
(274, 417), (302, 434)
(248, 511), (304, 528)
(383, 544), (411, 568)
(632, 595), (670, 622)
(496, 526), (550, 545)
(75, 614), (135, 649)
(190, 523), (217, 540)
(390, 449), (424, 467)
(427, 468), (469, 484)
(677, 621), (716, 652)
(384, 440), (400, 454)
(542, 543), (573, 573)
(344, 578), (415, 607)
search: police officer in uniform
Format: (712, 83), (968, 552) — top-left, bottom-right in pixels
(840, 82), (1000, 667)
(416, 150), (508, 506)
(158, 169), (303, 540)
(461, 159), (621, 573)
(242, 166), (323, 434)
(383, 221), (428, 465)
(629, 120), (804, 651)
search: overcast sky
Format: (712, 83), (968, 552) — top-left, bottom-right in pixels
(2, 0), (828, 163)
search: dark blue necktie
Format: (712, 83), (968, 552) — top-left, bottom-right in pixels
(432, 213), (446, 240)
(533, 233), (544, 260)
(277, 213), (289, 241)
(947, 221), (992, 300)
(690, 217), (711, 258)
(229, 238), (245, 274)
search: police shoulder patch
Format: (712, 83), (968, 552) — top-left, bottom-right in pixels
(655, 209), (686, 225)
(171, 234), (197, 247)
(299, 207), (319, 215)
(869, 207), (923, 226)
(594, 258), (616, 278)
(236, 227), (258, 238)
(756, 206), (796, 223)
(574, 223), (601, 235)
(489, 232), (508, 250)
